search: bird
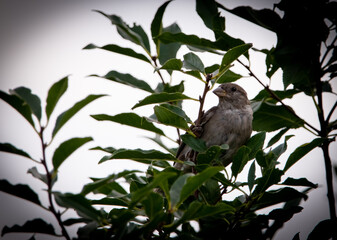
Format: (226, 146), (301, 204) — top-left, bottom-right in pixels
(175, 82), (253, 170)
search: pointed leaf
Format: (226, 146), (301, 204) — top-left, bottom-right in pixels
(220, 43), (252, 71)
(181, 134), (207, 153)
(246, 132), (266, 159)
(1, 219), (55, 237)
(54, 192), (102, 221)
(83, 44), (151, 63)
(0, 179), (41, 206)
(170, 173), (194, 209)
(132, 92), (196, 109)
(282, 177), (317, 188)
(130, 24), (151, 53)
(267, 127), (290, 147)
(252, 101), (305, 132)
(254, 168), (284, 194)
(151, 0), (172, 49)
(52, 137), (93, 170)
(92, 70), (153, 93)
(52, 94), (105, 138)
(90, 198), (128, 207)
(45, 76), (68, 120)
(248, 160), (256, 192)
(183, 52), (205, 73)
(216, 69), (243, 83)
(0, 142), (32, 160)
(10, 87), (41, 121)
(154, 105), (189, 131)
(177, 166), (223, 207)
(0, 90), (35, 127)
(159, 104), (192, 123)
(91, 113), (165, 136)
(159, 58), (183, 71)
(284, 138), (324, 172)
(252, 89), (299, 104)
(142, 192), (163, 219)
(158, 23), (182, 65)
(231, 146), (251, 178)
(196, 0), (218, 30)
(27, 167), (48, 185)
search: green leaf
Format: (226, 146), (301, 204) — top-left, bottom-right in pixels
(159, 104), (192, 123)
(183, 52), (205, 73)
(284, 138), (324, 172)
(219, 43), (252, 71)
(91, 198), (128, 207)
(145, 135), (176, 155)
(91, 113), (165, 136)
(231, 146), (251, 178)
(132, 92), (196, 109)
(282, 177), (317, 188)
(83, 44), (151, 63)
(151, 0), (172, 50)
(0, 142), (33, 160)
(10, 87), (42, 121)
(181, 134), (207, 153)
(96, 11), (150, 53)
(252, 89), (299, 104)
(252, 101), (305, 132)
(130, 171), (177, 208)
(52, 94), (105, 138)
(267, 127), (289, 147)
(196, 0), (218, 30)
(158, 23), (182, 65)
(254, 168), (284, 194)
(54, 192), (102, 221)
(91, 70), (153, 93)
(27, 167), (48, 185)
(216, 70), (243, 83)
(177, 166), (224, 208)
(0, 90), (35, 127)
(248, 160), (256, 192)
(154, 105), (189, 131)
(52, 137), (93, 171)
(307, 219), (336, 240)
(246, 132), (266, 159)
(159, 58), (183, 71)
(170, 173), (194, 209)
(0, 179), (41, 206)
(99, 148), (176, 163)
(45, 76), (68, 120)
(1, 219), (56, 237)
(197, 145), (224, 165)
(142, 192), (163, 219)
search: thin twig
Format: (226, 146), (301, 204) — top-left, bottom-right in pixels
(196, 74), (212, 125)
(237, 59), (320, 134)
(39, 127), (71, 240)
(152, 56), (165, 85)
(326, 101), (337, 124)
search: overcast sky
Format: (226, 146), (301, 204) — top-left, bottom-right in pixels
(0, 1), (336, 239)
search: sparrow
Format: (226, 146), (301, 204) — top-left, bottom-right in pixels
(175, 83), (253, 170)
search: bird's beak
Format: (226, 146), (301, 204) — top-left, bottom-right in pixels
(213, 86), (226, 97)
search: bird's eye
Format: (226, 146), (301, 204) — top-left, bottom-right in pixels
(231, 87), (237, 92)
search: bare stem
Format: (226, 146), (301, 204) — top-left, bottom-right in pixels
(39, 127), (70, 240)
(152, 56), (165, 85)
(237, 59), (320, 134)
(326, 100), (337, 124)
(196, 74), (212, 125)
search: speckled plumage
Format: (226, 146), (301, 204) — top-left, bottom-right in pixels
(176, 83), (253, 169)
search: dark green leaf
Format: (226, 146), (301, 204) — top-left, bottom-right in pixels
(284, 138), (324, 172)
(197, 145), (223, 165)
(159, 104), (192, 123)
(196, 0), (218, 30)
(0, 142), (32, 160)
(52, 137), (93, 170)
(254, 168), (284, 194)
(267, 127), (290, 147)
(205, 64), (220, 74)
(145, 135), (176, 155)
(10, 87), (41, 121)
(170, 173), (194, 209)
(83, 44), (151, 63)
(91, 198), (128, 207)
(219, 43), (252, 71)
(52, 94), (105, 138)
(154, 105), (189, 131)
(248, 161), (256, 192)
(183, 52), (205, 73)
(252, 89), (299, 104)
(91, 113), (165, 136)
(0, 90), (34, 127)
(0, 179), (41, 206)
(159, 58), (183, 71)
(130, 24), (151, 53)
(151, 0), (172, 49)
(181, 134), (207, 153)
(158, 23), (182, 65)
(307, 219), (336, 240)
(91, 70), (153, 93)
(253, 187), (307, 210)
(54, 192), (102, 221)
(1, 219), (55, 237)
(142, 192), (163, 219)
(231, 146), (251, 178)
(292, 233), (300, 240)
(282, 177), (317, 188)
(177, 166), (224, 208)
(246, 132), (266, 159)
(132, 92), (195, 109)
(216, 70), (243, 83)
(252, 101), (305, 132)
(45, 76), (68, 120)
(63, 218), (89, 226)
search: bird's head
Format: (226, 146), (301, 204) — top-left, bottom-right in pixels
(213, 83), (249, 106)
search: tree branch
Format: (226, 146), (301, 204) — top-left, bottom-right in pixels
(152, 56), (165, 85)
